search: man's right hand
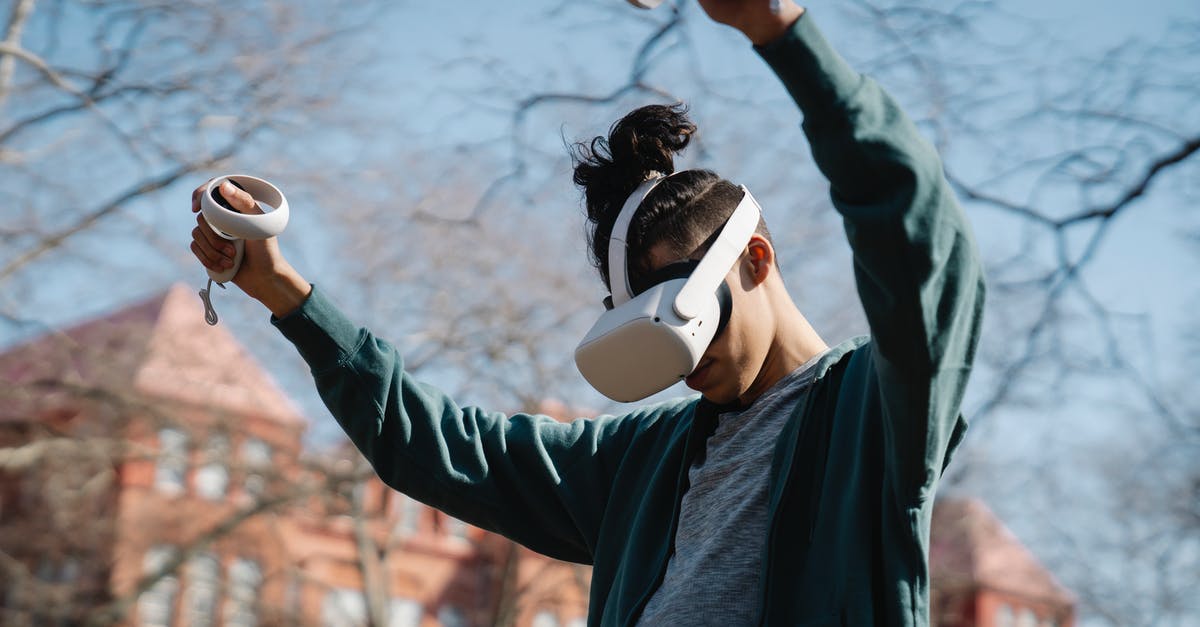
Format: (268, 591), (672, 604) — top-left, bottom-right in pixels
(190, 179), (311, 318)
(695, 0), (805, 46)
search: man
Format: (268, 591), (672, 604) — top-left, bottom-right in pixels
(189, 1), (984, 624)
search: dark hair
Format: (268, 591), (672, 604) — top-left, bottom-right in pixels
(571, 103), (767, 290)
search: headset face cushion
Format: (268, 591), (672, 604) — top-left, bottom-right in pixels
(629, 260), (700, 296)
(713, 280), (732, 339)
(603, 260), (696, 310)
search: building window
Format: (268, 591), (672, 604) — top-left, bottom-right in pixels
(445, 515), (469, 543)
(1017, 608), (1038, 627)
(565, 618), (586, 627)
(139, 546), (179, 627)
(155, 429), (188, 494)
(59, 558), (80, 583)
(182, 553), (220, 627)
(393, 494), (420, 536)
(319, 592), (423, 627)
(195, 435), (230, 500)
(322, 588), (366, 625)
(389, 597), (422, 627)
(240, 438), (271, 499)
(37, 557), (78, 583)
(995, 604), (1014, 627)
(224, 558), (261, 627)
(438, 605), (466, 627)
(29, 558), (81, 626)
(532, 611), (559, 627)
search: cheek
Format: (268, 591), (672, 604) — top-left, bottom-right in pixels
(707, 319), (737, 360)
(709, 317), (752, 378)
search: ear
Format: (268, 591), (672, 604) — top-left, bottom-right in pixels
(743, 235), (774, 286)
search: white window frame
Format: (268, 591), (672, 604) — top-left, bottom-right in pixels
(445, 515), (469, 543)
(393, 494), (421, 536)
(322, 588), (367, 626)
(388, 597), (422, 627)
(532, 610), (559, 627)
(996, 604), (1015, 627)
(438, 605), (467, 627)
(195, 435), (230, 500)
(224, 558), (261, 627)
(139, 546), (179, 627)
(155, 428), (188, 495)
(182, 553), (220, 627)
(239, 438), (272, 499)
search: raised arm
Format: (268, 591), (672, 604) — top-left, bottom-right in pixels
(706, 2), (986, 500)
(279, 284), (691, 562)
(271, 287), (685, 562)
(755, 8), (985, 376)
(187, 182), (676, 564)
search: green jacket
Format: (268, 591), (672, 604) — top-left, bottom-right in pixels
(274, 12), (984, 627)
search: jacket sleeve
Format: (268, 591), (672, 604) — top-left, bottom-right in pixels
(755, 13), (985, 504)
(273, 286), (671, 563)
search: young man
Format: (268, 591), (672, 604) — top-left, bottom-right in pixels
(189, 1), (984, 624)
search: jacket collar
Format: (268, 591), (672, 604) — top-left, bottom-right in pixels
(693, 334), (868, 421)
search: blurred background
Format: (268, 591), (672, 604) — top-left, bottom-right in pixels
(0, 0), (1196, 625)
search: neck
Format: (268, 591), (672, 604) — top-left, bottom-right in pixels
(737, 296), (827, 407)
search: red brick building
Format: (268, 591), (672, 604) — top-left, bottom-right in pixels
(930, 498), (1075, 627)
(0, 285), (588, 626)
(0, 284), (1071, 626)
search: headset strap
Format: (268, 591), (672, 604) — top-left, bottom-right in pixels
(608, 174), (666, 306)
(673, 186), (761, 320)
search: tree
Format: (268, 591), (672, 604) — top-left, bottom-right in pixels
(0, 1), (391, 625)
(3, 1), (1197, 625)
(349, 2), (1198, 623)
(0, 0), (379, 322)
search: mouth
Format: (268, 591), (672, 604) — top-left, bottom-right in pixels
(685, 358), (714, 389)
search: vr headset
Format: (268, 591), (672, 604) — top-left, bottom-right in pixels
(574, 174), (763, 402)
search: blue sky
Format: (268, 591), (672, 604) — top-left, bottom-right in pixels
(3, 2), (1197, 621)
(5, 0), (1196, 466)
(4, 1), (1195, 449)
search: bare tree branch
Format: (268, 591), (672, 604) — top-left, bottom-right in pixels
(0, 0), (36, 106)
(0, 133), (247, 281)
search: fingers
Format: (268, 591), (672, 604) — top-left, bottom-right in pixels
(191, 240), (225, 272)
(189, 177), (270, 276)
(219, 181), (265, 215)
(191, 213), (236, 271)
(192, 181), (212, 213)
(192, 178), (267, 215)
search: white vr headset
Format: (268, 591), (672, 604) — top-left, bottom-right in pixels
(574, 174), (763, 402)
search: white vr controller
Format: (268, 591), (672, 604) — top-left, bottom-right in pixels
(199, 175), (290, 284)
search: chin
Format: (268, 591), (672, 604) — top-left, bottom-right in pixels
(698, 386), (739, 406)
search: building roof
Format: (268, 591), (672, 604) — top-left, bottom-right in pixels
(0, 283), (305, 426)
(930, 497), (1075, 606)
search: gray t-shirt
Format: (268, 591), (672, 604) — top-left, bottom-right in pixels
(636, 351), (828, 626)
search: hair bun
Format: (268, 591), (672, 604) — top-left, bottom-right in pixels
(572, 103), (696, 225)
(606, 103), (695, 181)
(572, 104), (696, 284)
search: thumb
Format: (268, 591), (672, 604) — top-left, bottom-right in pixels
(219, 180), (265, 215)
